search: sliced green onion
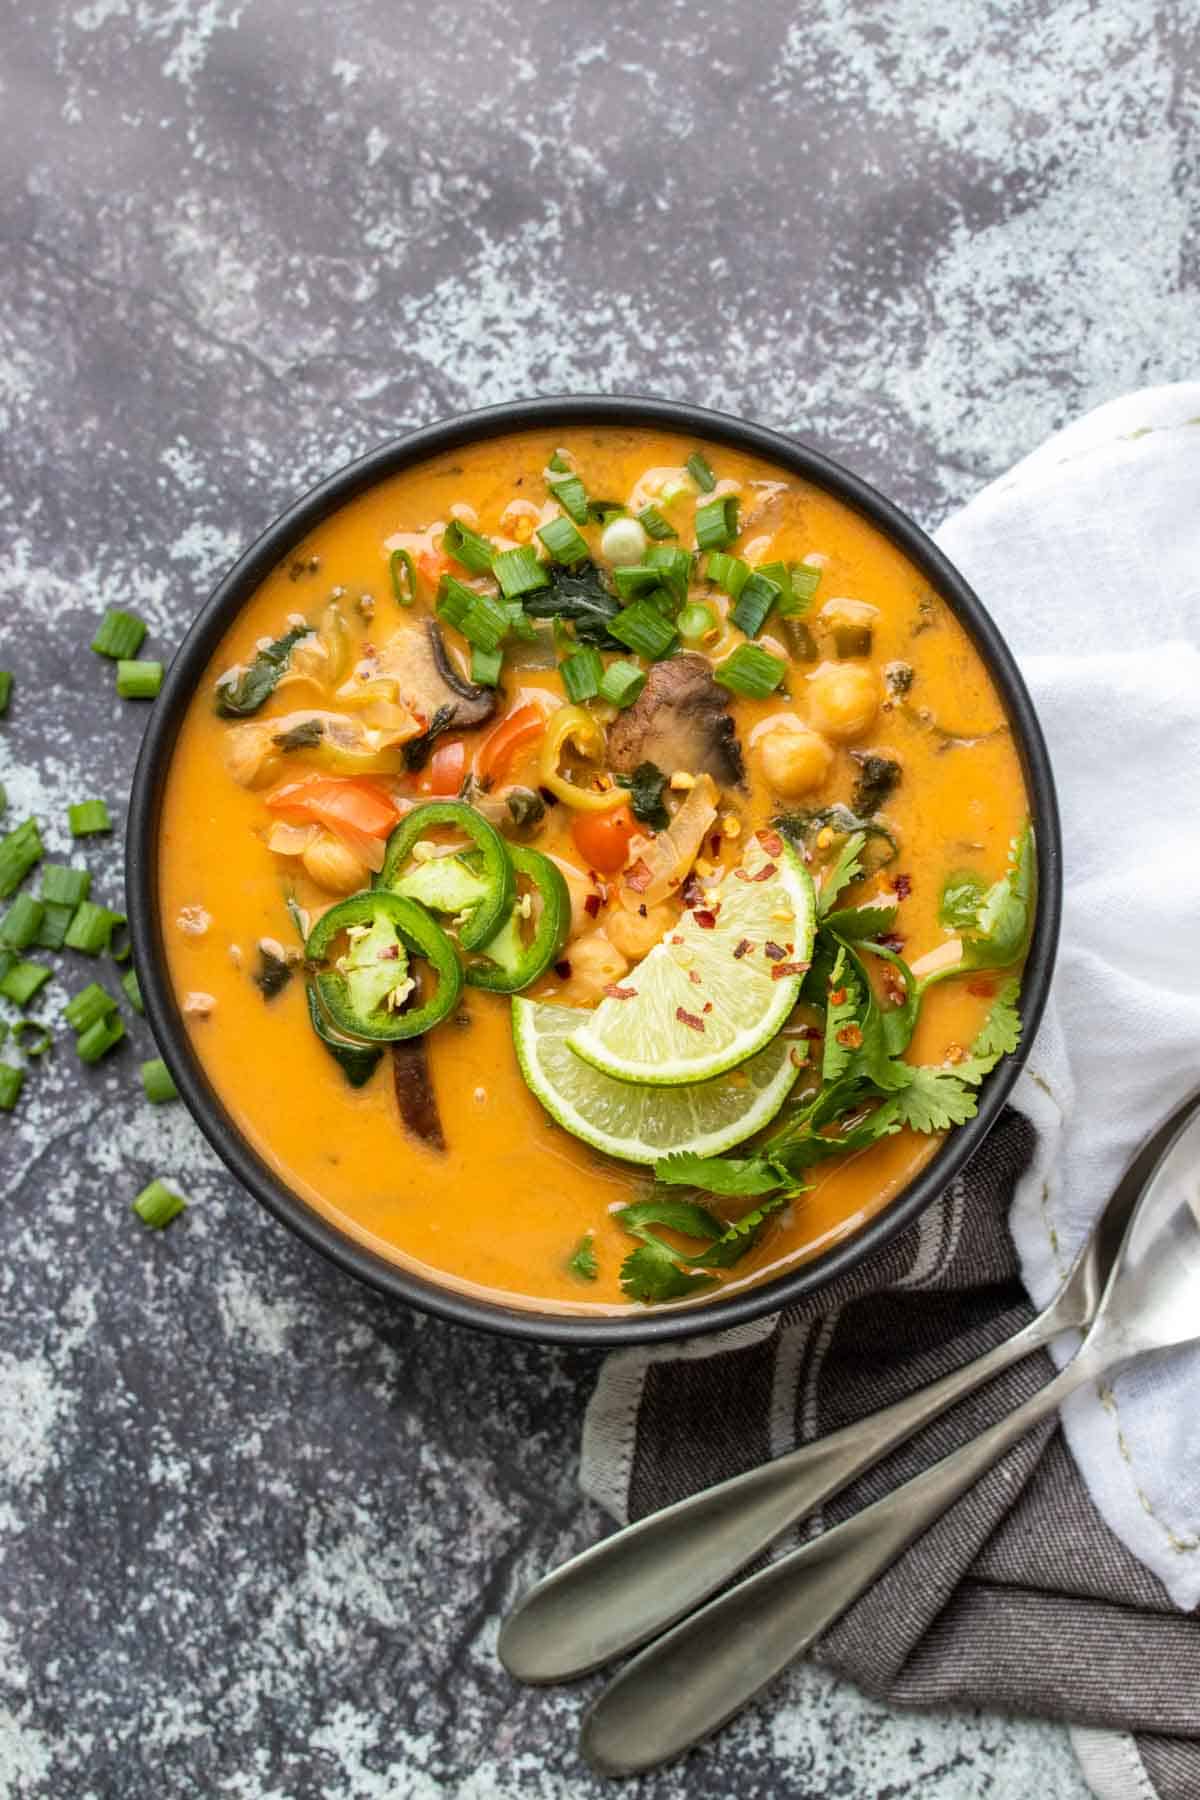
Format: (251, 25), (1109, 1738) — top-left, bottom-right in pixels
(537, 515), (590, 565)
(547, 451), (570, 472)
(695, 495), (739, 553)
(0, 960), (51, 1007)
(0, 893), (45, 951)
(436, 574), (476, 630)
(63, 982), (118, 1032)
(13, 1019), (51, 1056)
(493, 546), (551, 599)
(0, 782), (5, 813)
(645, 545), (691, 608)
(91, 608), (147, 660)
(610, 601), (679, 661)
(133, 1178), (186, 1228)
(780, 562), (822, 615)
(0, 1064), (23, 1112)
(637, 504), (677, 541)
(597, 660), (647, 709)
(686, 451), (717, 493)
(714, 643), (787, 698)
(75, 1012), (125, 1064)
(442, 518), (495, 576)
(678, 602), (717, 642)
(64, 901), (125, 956)
(116, 659), (164, 700)
(470, 644), (504, 687)
(559, 646), (604, 703)
(34, 902), (75, 951)
(457, 593), (511, 653)
(389, 548), (418, 606)
(547, 461), (590, 524)
(41, 865), (90, 907)
(122, 969), (144, 1015)
(0, 672), (11, 716)
(141, 1057), (179, 1104)
(731, 570), (783, 638)
(612, 565), (663, 600)
(0, 818), (43, 897)
(704, 551), (751, 598)
(501, 600), (536, 643)
(68, 800), (111, 837)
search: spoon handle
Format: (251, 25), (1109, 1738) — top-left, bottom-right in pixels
(499, 1305), (1063, 1683)
(580, 1351), (1099, 1777)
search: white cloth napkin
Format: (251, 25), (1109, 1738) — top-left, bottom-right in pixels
(934, 382), (1200, 1610)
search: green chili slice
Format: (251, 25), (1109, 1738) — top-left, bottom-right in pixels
(464, 846), (570, 994)
(306, 891), (463, 1043)
(376, 800), (515, 951)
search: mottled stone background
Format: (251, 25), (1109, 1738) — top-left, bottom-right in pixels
(1, 2), (1196, 1795)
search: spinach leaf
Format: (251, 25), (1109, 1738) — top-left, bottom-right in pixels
(850, 751), (901, 815)
(616, 761), (669, 831)
(522, 560), (622, 647)
(253, 945), (293, 999)
(272, 717), (324, 752)
(214, 625), (314, 718)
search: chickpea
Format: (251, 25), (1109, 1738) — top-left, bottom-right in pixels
(805, 660), (879, 741)
(605, 901), (677, 961)
(302, 830), (368, 895)
(755, 721), (834, 798)
(557, 929), (630, 1006)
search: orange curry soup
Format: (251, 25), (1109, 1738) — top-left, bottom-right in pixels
(159, 428), (1029, 1313)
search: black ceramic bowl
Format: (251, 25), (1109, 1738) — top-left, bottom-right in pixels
(128, 396), (1061, 1345)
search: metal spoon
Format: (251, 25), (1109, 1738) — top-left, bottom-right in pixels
(579, 1097), (1200, 1776)
(500, 1101), (1162, 1687)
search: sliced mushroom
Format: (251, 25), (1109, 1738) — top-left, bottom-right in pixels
(391, 1040), (445, 1151)
(376, 620), (496, 769)
(606, 654), (744, 787)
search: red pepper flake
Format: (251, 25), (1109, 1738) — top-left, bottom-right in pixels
(829, 986), (848, 1006)
(836, 1023), (864, 1048)
(670, 934), (684, 944)
(757, 828), (784, 856)
(702, 1001), (713, 1013)
(771, 961), (810, 980)
(681, 873), (705, 908)
(379, 944), (401, 961)
(732, 868), (750, 882)
(732, 938), (753, 959)
(675, 1006), (706, 1032)
(688, 969), (702, 985)
(692, 909), (717, 930)
(554, 959), (572, 979)
(967, 978), (996, 998)
(625, 859), (652, 894)
(637, 903), (647, 918)
(763, 941), (786, 961)
(583, 893), (601, 918)
(894, 872), (913, 899)
(603, 982), (638, 1000)
(750, 863), (778, 883)
(709, 832), (722, 856)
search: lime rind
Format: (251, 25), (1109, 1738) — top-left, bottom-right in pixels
(513, 999), (800, 1165)
(565, 838), (815, 1086)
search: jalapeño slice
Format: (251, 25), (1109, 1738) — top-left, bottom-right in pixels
(305, 890), (463, 1041)
(376, 800), (515, 951)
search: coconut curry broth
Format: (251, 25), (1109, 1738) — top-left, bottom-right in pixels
(159, 428), (1029, 1311)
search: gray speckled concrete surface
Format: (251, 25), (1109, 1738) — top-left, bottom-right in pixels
(1, 2), (1195, 1795)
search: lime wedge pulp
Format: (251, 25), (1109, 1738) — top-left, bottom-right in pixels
(513, 998), (801, 1166)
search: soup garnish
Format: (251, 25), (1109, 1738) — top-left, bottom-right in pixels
(159, 428), (1033, 1311)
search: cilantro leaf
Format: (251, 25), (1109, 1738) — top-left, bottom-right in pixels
(618, 1196), (725, 1240)
(566, 1235), (598, 1281)
(690, 1192), (793, 1267)
(951, 977), (1023, 1085)
(821, 945), (863, 1083)
(923, 826), (1035, 990)
(616, 761), (670, 831)
(769, 1093), (903, 1171)
(817, 832), (866, 918)
(214, 625), (315, 718)
(822, 900), (898, 941)
(654, 1151), (790, 1197)
(939, 870), (987, 931)
(619, 1242), (718, 1303)
(889, 1065), (978, 1132)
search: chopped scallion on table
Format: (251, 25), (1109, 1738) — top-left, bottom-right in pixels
(686, 451), (716, 493)
(695, 495), (740, 553)
(597, 660), (646, 709)
(140, 1057), (179, 1104)
(75, 1012), (125, 1064)
(64, 983), (118, 1033)
(0, 893), (46, 951)
(34, 902), (76, 951)
(121, 969), (144, 1015)
(64, 902), (125, 956)
(714, 642), (788, 698)
(132, 1178), (187, 1229)
(0, 672), (11, 715)
(68, 800), (111, 837)
(12, 1019), (51, 1057)
(41, 865), (90, 907)
(0, 1064), (23, 1112)
(91, 608), (147, 660)
(0, 959), (51, 1007)
(0, 819), (43, 897)
(116, 659), (164, 700)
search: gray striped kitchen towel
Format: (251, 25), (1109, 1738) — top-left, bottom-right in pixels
(581, 1111), (1199, 1800)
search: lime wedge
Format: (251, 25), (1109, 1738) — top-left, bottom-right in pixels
(566, 835), (815, 1085)
(513, 998), (800, 1165)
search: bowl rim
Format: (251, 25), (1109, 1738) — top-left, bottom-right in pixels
(127, 393), (1062, 1346)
